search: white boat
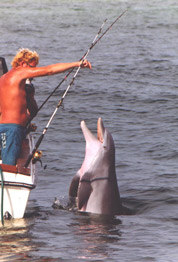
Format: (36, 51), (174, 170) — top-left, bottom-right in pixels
(0, 134), (37, 220)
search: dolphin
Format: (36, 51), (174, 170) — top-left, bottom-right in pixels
(69, 118), (123, 216)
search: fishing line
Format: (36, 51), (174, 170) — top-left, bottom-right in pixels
(25, 9), (127, 167)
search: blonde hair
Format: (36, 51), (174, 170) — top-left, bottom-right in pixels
(11, 48), (39, 68)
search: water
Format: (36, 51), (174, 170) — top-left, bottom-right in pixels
(0, 0), (178, 261)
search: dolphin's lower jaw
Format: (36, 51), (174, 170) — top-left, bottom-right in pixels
(69, 118), (122, 216)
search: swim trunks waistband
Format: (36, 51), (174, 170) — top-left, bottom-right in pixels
(0, 123), (25, 129)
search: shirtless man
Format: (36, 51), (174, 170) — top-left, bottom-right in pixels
(0, 48), (91, 165)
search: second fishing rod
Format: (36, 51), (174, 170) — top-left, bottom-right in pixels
(26, 18), (107, 129)
(28, 9), (127, 125)
(24, 18), (107, 168)
(25, 9), (127, 167)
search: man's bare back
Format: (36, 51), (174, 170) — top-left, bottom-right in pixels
(0, 68), (29, 126)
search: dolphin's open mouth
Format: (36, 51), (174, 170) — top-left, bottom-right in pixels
(81, 118), (105, 144)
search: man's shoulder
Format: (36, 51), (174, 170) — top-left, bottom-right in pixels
(0, 68), (25, 86)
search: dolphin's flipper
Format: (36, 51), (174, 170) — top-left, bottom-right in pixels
(77, 176), (92, 211)
(69, 172), (80, 198)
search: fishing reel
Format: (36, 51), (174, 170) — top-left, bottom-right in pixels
(32, 150), (47, 169)
(32, 150), (42, 164)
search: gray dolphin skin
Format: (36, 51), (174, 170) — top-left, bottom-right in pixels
(69, 118), (123, 216)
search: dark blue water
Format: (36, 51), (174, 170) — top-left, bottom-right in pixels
(0, 0), (178, 261)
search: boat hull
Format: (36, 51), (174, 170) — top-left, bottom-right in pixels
(1, 185), (32, 219)
(0, 134), (37, 220)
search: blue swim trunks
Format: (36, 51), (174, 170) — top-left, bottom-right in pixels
(0, 124), (26, 165)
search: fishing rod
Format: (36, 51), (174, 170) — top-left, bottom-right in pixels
(90, 9), (127, 50)
(25, 10), (127, 168)
(24, 19), (107, 168)
(26, 18), (107, 128)
(25, 19), (107, 131)
(30, 9), (127, 120)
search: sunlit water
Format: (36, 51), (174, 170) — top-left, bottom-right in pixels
(0, 0), (178, 261)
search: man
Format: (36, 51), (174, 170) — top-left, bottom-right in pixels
(0, 48), (92, 165)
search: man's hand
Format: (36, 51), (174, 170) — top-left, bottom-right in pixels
(80, 59), (92, 69)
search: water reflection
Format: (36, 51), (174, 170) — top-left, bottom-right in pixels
(69, 212), (122, 261)
(0, 218), (34, 261)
